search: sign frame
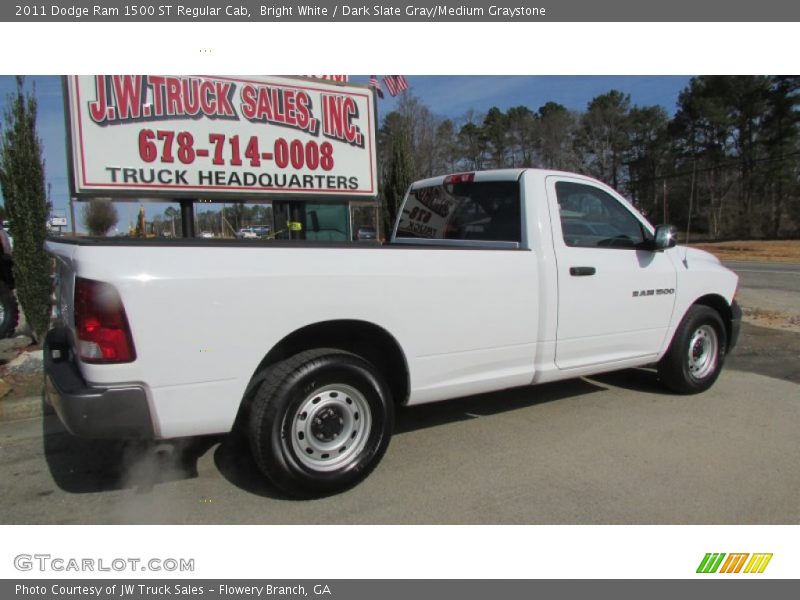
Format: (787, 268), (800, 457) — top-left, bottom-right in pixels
(63, 75), (378, 202)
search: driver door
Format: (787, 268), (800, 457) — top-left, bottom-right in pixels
(547, 176), (677, 370)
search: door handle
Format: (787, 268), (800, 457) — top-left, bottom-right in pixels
(569, 266), (596, 276)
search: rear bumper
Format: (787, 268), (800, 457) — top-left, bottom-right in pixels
(728, 300), (742, 353)
(44, 327), (154, 439)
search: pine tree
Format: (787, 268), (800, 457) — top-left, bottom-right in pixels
(0, 77), (50, 343)
(382, 124), (414, 235)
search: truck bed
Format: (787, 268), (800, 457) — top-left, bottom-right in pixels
(46, 236), (542, 438)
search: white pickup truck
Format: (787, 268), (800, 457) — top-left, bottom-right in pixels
(44, 169), (741, 495)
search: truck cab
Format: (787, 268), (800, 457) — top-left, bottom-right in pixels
(393, 169), (740, 384)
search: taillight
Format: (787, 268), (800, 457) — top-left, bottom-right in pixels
(74, 277), (136, 363)
(443, 172), (475, 186)
(443, 172), (475, 195)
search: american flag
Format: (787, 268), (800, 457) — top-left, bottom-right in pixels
(369, 75), (384, 99)
(383, 75), (409, 97)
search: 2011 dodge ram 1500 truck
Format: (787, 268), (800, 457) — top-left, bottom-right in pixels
(44, 169), (741, 495)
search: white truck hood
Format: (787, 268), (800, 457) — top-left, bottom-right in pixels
(678, 246), (723, 266)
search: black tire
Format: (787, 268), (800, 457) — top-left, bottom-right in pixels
(658, 305), (727, 394)
(247, 348), (394, 496)
(0, 281), (19, 339)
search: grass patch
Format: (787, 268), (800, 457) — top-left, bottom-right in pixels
(689, 240), (800, 263)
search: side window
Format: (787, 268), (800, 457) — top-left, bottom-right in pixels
(555, 181), (645, 249)
(396, 181), (521, 243)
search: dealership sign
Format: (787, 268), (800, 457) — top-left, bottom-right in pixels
(65, 75), (377, 199)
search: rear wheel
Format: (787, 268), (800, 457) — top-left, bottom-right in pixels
(0, 281), (19, 339)
(247, 348), (394, 496)
(658, 305), (727, 394)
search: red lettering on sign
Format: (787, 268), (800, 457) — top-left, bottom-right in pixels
(148, 76), (167, 117)
(199, 80), (216, 115)
(165, 77), (183, 115)
(88, 75), (110, 123)
(111, 76), (144, 120)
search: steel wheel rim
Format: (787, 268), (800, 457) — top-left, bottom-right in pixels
(687, 324), (718, 380)
(290, 384), (372, 472)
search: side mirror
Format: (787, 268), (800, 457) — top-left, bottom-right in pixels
(653, 224), (678, 251)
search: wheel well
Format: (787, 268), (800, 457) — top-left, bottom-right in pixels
(693, 294), (733, 346)
(245, 320), (410, 410)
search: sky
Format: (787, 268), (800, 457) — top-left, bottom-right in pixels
(364, 75), (691, 118)
(0, 75), (692, 230)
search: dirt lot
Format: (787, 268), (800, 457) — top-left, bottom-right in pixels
(741, 306), (800, 333)
(1, 369), (42, 398)
(690, 239), (800, 263)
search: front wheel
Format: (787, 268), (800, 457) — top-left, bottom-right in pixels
(658, 305), (727, 394)
(247, 348), (394, 496)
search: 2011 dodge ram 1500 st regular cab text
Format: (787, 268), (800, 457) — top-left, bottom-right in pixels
(44, 169), (741, 495)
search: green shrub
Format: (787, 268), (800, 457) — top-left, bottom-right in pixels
(0, 77), (51, 343)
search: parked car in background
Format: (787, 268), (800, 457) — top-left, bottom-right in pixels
(0, 224), (19, 338)
(199, 231), (215, 239)
(236, 228), (258, 239)
(236, 226), (270, 239)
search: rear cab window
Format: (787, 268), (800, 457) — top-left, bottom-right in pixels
(394, 176), (522, 246)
